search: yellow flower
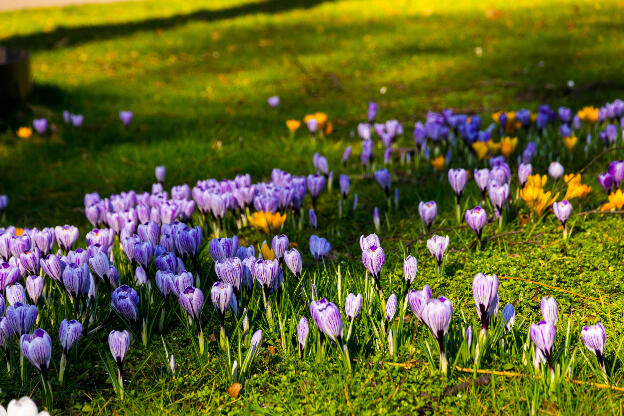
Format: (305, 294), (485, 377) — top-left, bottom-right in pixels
(577, 106), (599, 123)
(562, 135), (578, 151)
(601, 189), (624, 211)
(259, 241), (275, 260)
(472, 142), (489, 160)
(248, 211), (287, 234)
(17, 127), (32, 139)
(492, 111), (502, 124)
(431, 156), (445, 171)
(565, 182), (591, 200)
(486, 140), (501, 154)
(506, 111), (516, 124)
(526, 174), (547, 189)
(15, 228), (24, 236)
(286, 120), (301, 133)
(500, 137), (518, 158)
(530, 112), (537, 122)
(314, 112), (328, 127)
(521, 184), (558, 217)
(324, 120), (333, 135)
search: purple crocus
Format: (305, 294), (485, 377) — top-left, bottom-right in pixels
(284, 248), (302, 277)
(361, 244), (385, 279)
(55, 225), (79, 252)
(119, 111), (133, 126)
(297, 317), (309, 350)
(6, 302), (38, 336)
(20, 328), (52, 375)
(403, 255), (418, 287)
(180, 286), (205, 321)
(208, 237), (238, 261)
(474, 169), (490, 202)
(540, 296), (558, 323)
(342, 146), (352, 166)
(59, 319), (83, 354)
(552, 200), (572, 238)
(25, 275), (44, 304)
(374, 169), (391, 198)
(310, 298), (343, 343)
(448, 169), (468, 219)
(548, 162), (564, 181)
(33, 118), (47, 135)
(215, 257), (243, 291)
(308, 209), (317, 229)
(472, 273), (499, 332)
(530, 320), (556, 370)
(210, 281), (233, 317)
(111, 285), (139, 321)
(427, 235), (449, 273)
(306, 174), (325, 208)
(267, 96), (280, 107)
(386, 293), (397, 321)
(108, 329), (130, 365)
(465, 206), (487, 241)
(62, 263), (90, 299)
(518, 163), (532, 187)
(502, 304), (516, 332)
(408, 285), (432, 321)
(581, 322), (606, 371)
(367, 101), (378, 122)
(608, 160), (624, 187)
(339, 174), (350, 199)
(418, 201), (437, 231)
(422, 296), (453, 373)
(71, 114), (84, 127)
(358, 123), (371, 141)
(155, 166), (166, 183)
(373, 207), (380, 232)
(598, 172), (614, 194)
(309, 235), (331, 260)
(345, 293), (363, 320)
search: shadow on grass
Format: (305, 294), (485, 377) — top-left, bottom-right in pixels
(1, 0), (330, 51)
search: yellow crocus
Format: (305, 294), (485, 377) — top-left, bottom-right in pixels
(486, 140), (501, 154)
(500, 137), (518, 158)
(431, 155), (445, 171)
(472, 142), (489, 160)
(314, 112), (328, 127)
(286, 120), (301, 133)
(492, 111), (502, 124)
(17, 127), (32, 139)
(259, 241), (275, 260)
(601, 189), (624, 211)
(525, 174), (548, 189)
(565, 182), (591, 200)
(248, 211), (287, 234)
(564, 173), (581, 185)
(562, 135), (578, 151)
(577, 106), (599, 123)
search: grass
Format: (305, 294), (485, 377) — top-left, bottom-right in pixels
(1, 0), (624, 414)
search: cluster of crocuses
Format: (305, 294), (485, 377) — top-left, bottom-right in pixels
(356, 102), (404, 168)
(29, 111), (133, 136)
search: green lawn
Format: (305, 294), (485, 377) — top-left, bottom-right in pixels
(2, 0), (624, 414)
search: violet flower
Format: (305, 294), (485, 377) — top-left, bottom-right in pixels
(427, 235), (449, 274)
(418, 201), (437, 231)
(465, 206), (487, 242)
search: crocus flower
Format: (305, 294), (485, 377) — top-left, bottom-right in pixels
(360, 234), (380, 252)
(71, 114), (84, 127)
(20, 328), (52, 374)
(552, 200), (572, 238)
(422, 296), (453, 373)
(59, 319), (83, 354)
(32, 118), (47, 135)
(502, 304), (516, 332)
(361, 244), (385, 279)
(215, 257), (243, 290)
(368, 101), (378, 122)
(309, 235), (331, 260)
(609, 160), (624, 187)
(342, 146), (352, 166)
(55, 225), (79, 252)
(465, 206), (487, 241)
(598, 172), (614, 194)
(111, 285), (139, 321)
(374, 169), (391, 197)
(386, 293), (397, 321)
(358, 123), (371, 141)
(306, 174), (325, 208)
(581, 322), (606, 370)
(310, 298), (343, 343)
(548, 162), (564, 181)
(488, 182), (509, 215)
(6, 303), (37, 336)
(267, 96), (279, 107)
(180, 286), (205, 321)
(25, 275), (44, 304)
(40, 254), (65, 282)
(6, 283), (26, 305)
(284, 248), (302, 277)
(474, 169), (490, 201)
(418, 201), (437, 231)
(211, 281), (233, 317)
(403, 255), (418, 287)
(208, 237), (238, 261)
(155, 166), (166, 183)
(373, 207), (380, 232)
(297, 317), (309, 350)
(540, 296), (558, 323)
(62, 263), (90, 299)
(339, 175), (350, 200)
(344, 293), (363, 320)
(109, 329), (131, 365)
(119, 111), (133, 126)
(518, 163), (532, 187)
(408, 285), (432, 321)
(448, 169), (468, 217)
(427, 235), (449, 273)
(529, 320), (556, 370)
(19, 248), (41, 275)
(31, 228), (55, 256)
(308, 209), (317, 229)
(472, 273), (499, 332)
